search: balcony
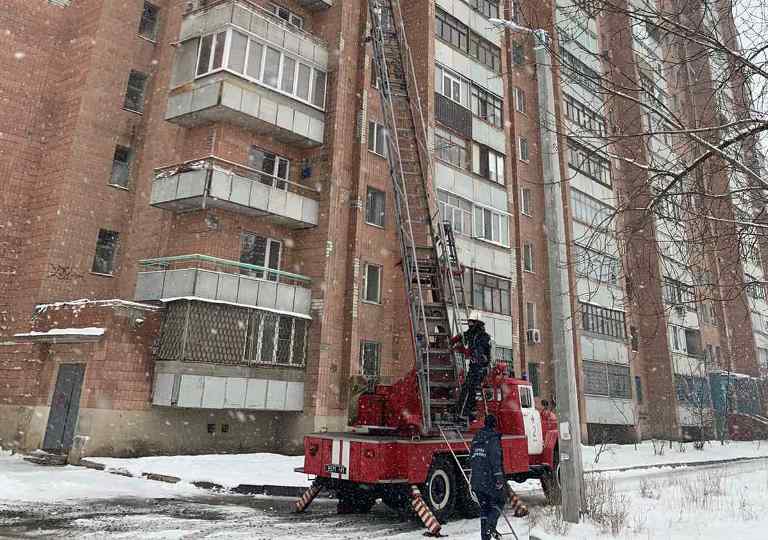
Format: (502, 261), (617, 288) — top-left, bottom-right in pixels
(435, 93), (473, 139)
(134, 255), (312, 317)
(151, 157), (319, 229)
(167, 0), (328, 147)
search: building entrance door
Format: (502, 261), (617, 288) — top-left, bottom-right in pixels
(42, 363), (85, 453)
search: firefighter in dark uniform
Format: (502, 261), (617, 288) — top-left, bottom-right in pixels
(453, 318), (492, 420)
(470, 414), (505, 540)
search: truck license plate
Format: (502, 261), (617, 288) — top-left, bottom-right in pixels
(325, 464), (347, 474)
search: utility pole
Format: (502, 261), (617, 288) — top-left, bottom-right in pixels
(533, 29), (584, 524)
(489, 18), (584, 522)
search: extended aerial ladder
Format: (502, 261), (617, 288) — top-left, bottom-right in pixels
(367, 0), (469, 434)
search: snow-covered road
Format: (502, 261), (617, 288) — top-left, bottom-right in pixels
(2, 455), (768, 539)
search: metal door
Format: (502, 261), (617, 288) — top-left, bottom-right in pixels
(519, 385), (544, 455)
(42, 363), (85, 452)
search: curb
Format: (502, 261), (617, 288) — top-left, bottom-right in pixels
(584, 454), (768, 474)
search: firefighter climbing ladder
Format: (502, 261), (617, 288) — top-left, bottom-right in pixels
(367, 0), (469, 433)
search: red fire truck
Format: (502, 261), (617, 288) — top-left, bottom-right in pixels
(295, 0), (560, 532)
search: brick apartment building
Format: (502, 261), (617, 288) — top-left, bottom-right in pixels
(0, 0), (764, 457)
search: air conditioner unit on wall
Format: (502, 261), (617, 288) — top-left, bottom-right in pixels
(527, 328), (542, 344)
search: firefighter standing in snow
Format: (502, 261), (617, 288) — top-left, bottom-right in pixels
(470, 414), (505, 540)
(454, 318), (492, 419)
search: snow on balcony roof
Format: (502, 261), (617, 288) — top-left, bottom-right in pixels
(14, 327), (107, 344)
(35, 298), (161, 312)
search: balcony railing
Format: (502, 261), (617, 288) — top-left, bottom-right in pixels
(151, 157), (320, 229)
(134, 254), (312, 316)
(435, 93), (473, 139)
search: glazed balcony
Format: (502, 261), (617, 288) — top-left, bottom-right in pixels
(134, 254), (312, 317)
(167, 0), (328, 147)
(151, 157), (319, 229)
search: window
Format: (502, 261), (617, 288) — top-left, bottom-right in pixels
(471, 86), (503, 128)
(567, 139), (612, 186)
(435, 8), (500, 73)
(630, 326), (639, 351)
(564, 94), (606, 136)
(269, 3), (304, 29)
(583, 361), (631, 398)
(526, 301), (537, 330)
(528, 362), (541, 396)
(635, 376), (643, 403)
(470, 271), (511, 315)
(674, 375), (710, 404)
(360, 341), (381, 378)
(512, 43), (525, 65)
(109, 146), (131, 188)
(521, 188), (533, 216)
(574, 244), (619, 285)
(123, 70), (148, 113)
(662, 277), (695, 307)
(514, 86), (526, 113)
(560, 46), (601, 93)
(365, 187), (385, 227)
(92, 229), (119, 275)
(435, 65), (471, 109)
(474, 206), (509, 245)
(520, 386), (533, 408)
(138, 2), (159, 41)
(580, 302), (626, 339)
(240, 233), (282, 281)
(467, 0), (499, 19)
(570, 188), (614, 230)
(523, 242), (534, 272)
(473, 144), (505, 184)
(435, 128), (468, 169)
(758, 348), (768, 370)
(495, 346), (513, 364)
(367, 121), (388, 157)
(247, 312), (308, 366)
(248, 146), (290, 189)
(194, 30), (327, 109)
(363, 263), (382, 303)
(518, 137), (530, 162)
(438, 191), (473, 236)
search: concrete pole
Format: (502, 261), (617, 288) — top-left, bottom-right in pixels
(534, 30), (584, 523)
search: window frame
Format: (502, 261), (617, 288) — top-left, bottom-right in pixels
(91, 229), (120, 276)
(269, 2), (305, 29)
(518, 136), (530, 162)
(367, 121), (388, 157)
(469, 270), (512, 316)
(574, 243), (619, 285)
(513, 86), (526, 114)
(567, 138), (612, 187)
(526, 301), (537, 330)
(123, 70), (148, 114)
(109, 145), (132, 189)
(435, 7), (500, 73)
(362, 263), (383, 304)
(521, 187), (533, 216)
(438, 190), (474, 237)
(580, 302), (627, 340)
(365, 187), (386, 228)
(138, 2), (160, 41)
(473, 205), (510, 246)
(360, 341), (382, 378)
(570, 188), (614, 230)
(240, 233), (283, 282)
(435, 128), (469, 170)
(523, 242), (535, 272)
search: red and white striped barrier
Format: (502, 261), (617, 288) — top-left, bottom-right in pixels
(294, 481), (322, 513)
(410, 485), (442, 536)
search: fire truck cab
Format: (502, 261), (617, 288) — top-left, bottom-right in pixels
(299, 364), (559, 521)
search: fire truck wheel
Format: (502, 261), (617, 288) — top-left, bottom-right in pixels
(541, 446), (561, 504)
(337, 487), (376, 514)
(424, 455), (457, 521)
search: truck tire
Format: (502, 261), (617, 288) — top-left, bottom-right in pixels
(541, 445), (561, 504)
(337, 486), (376, 514)
(424, 455), (457, 522)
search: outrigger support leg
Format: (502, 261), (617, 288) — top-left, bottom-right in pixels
(409, 485), (442, 537)
(294, 480), (322, 513)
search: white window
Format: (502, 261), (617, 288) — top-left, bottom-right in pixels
(758, 347), (768, 370)
(363, 263), (382, 303)
(270, 3), (304, 29)
(366, 187), (386, 227)
(521, 187), (532, 216)
(240, 233), (282, 281)
(669, 325), (685, 353)
(518, 136), (530, 162)
(514, 86), (526, 113)
(526, 301), (537, 330)
(523, 242), (534, 272)
(195, 30), (327, 110)
(438, 190), (473, 236)
(436, 128), (468, 169)
(474, 206), (509, 245)
(435, 65), (471, 108)
(473, 144), (505, 184)
(368, 121), (388, 157)
(248, 147), (290, 189)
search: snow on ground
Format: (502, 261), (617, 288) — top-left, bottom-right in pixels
(90, 453), (310, 488)
(0, 454), (200, 503)
(583, 438), (768, 471)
